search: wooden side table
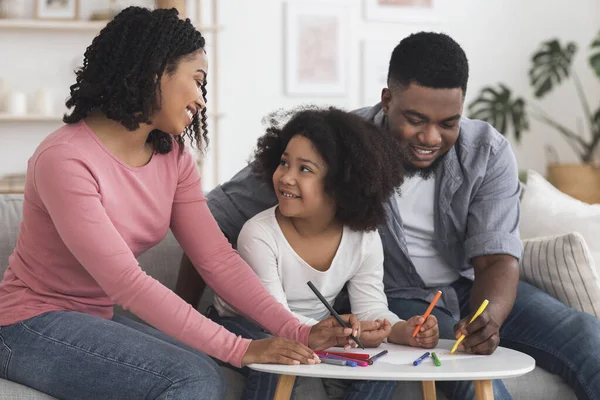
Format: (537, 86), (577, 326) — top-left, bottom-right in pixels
(249, 339), (535, 400)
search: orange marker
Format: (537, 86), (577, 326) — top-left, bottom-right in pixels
(412, 290), (442, 338)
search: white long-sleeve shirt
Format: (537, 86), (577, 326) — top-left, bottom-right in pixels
(214, 206), (402, 327)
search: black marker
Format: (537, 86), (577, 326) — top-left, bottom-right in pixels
(307, 281), (364, 349)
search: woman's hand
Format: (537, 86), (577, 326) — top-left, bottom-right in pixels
(388, 315), (439, 348)
(360, 319), (392, 348)
(307, 314), (360, 350)
(241, 337), (320, 366)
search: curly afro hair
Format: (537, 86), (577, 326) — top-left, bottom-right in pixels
(388, 32), (469, 95)
(252, 107), (405, 232)
(63, 6), (207, 155)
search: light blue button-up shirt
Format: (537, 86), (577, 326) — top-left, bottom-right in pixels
(206, 103), (523, 319)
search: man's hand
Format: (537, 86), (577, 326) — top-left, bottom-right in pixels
(462, 253), (519, 355)
(359, 319), (392, 348)
(308, 314), (360, 350)
(453, 309), (500, 355)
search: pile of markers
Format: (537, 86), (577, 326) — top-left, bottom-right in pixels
(316, 349), (388, 367)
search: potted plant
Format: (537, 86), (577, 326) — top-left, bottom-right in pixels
(468, 31), (600, 204)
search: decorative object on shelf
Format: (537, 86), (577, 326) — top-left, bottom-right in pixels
(0, 173), (26, 194)
(0, 78), (8, 112)
(89, 0), (121, 21)
(468, 30), (600, 204)
(283, 0), (349, 96)
(35, 0), (79, 20)
(32, 89), (54, 116)
(0, 0), (26, 19)
(156, 0), (187, 19)
(361, 40), (397, 105)
(363, 0), (439, 24)
(6, 91), (26, 116)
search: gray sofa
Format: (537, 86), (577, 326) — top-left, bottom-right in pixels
(0, 194), (575, 399)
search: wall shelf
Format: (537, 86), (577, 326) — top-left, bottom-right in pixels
(0, 113), (224, 123)
(0, 19), (219, 33)
(0, 114), (63, 122)
(0, 19), (109, 31)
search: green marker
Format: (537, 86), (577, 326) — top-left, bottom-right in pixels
(432, 352), (442, 367)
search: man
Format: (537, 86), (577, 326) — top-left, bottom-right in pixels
(177, 32), (600, 399)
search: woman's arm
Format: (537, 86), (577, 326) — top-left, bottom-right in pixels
(33, 145), (254, 367)
(170, 149), (312, 343)
(234, 220), (321, 326)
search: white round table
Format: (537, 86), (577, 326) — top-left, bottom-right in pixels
(248, 339), (535, 400)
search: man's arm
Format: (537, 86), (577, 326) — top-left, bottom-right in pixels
(207, 163), (278, 246)
(175, 164), (278, 304)
(455, 254), (519, 354)
(457, 137), (523, 354)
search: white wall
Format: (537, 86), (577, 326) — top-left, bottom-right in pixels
(1, 0), (599, 189)
(215, 0), (600, 184)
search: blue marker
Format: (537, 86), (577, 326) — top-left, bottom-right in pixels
(413, 352), (431, 366)
(321, 355), (358, 367)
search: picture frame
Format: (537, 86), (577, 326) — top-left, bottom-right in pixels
(283, 1), (349, 96)
(35, 0), (79, 20)
(363, 0), (439, 24)
(361, 40), (398, 105)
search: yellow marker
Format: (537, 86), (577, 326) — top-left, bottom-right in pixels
(450, 299), (489, 354)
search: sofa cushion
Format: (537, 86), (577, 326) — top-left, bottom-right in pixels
(0, 379), (56, 400)
(520, 232), (600, 318)
(0, 195), (23, 277)
(520, 170), (600, 269)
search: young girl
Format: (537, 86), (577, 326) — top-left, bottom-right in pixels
(214, 107), (439, 400)
(0, 9), (357, 400)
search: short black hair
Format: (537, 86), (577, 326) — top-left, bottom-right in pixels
(388, 31), (469, 94)
(252, 107), (405, 232)
(63, 6), (207, 155)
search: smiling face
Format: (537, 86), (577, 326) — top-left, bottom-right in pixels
(382, 83), (463, 178)
(272, 135), (335, 220)
(153, 49), (208, 135)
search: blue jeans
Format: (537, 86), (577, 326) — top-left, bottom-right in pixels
(214, 313), (397, 400)
(389, 278), (600, 400)
(0, 311), (225, 400)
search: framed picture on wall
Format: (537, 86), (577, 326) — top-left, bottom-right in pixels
(361, 40), (398, 105)
(363, 0), (439, 24)
(35, 0), (79, 20)
(284, 1), (349, 96)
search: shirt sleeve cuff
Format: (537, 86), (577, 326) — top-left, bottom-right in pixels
(464, 231), (523, 261)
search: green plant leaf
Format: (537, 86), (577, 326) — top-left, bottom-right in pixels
(591, 31), (600, 79)
(467, 84), (529, 141)
(529, 39), (577, 98)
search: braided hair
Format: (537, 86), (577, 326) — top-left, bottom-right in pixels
(63, 6), (207, 154)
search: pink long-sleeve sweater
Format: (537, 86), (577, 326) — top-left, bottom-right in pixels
(0, 121), (311, 367)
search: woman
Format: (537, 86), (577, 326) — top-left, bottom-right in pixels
(0, 7), (357, 400)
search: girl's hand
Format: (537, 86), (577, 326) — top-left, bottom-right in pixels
(407, 314), (439, 349)
(359, 319), (392, 348)
(241, 337), (320, 366)
(308, 314), (360, 350)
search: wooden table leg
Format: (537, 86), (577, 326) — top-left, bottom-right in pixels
(273, 374), (296, 400)
(474, 380), (494, 400)
(421, 380), (436, 400)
